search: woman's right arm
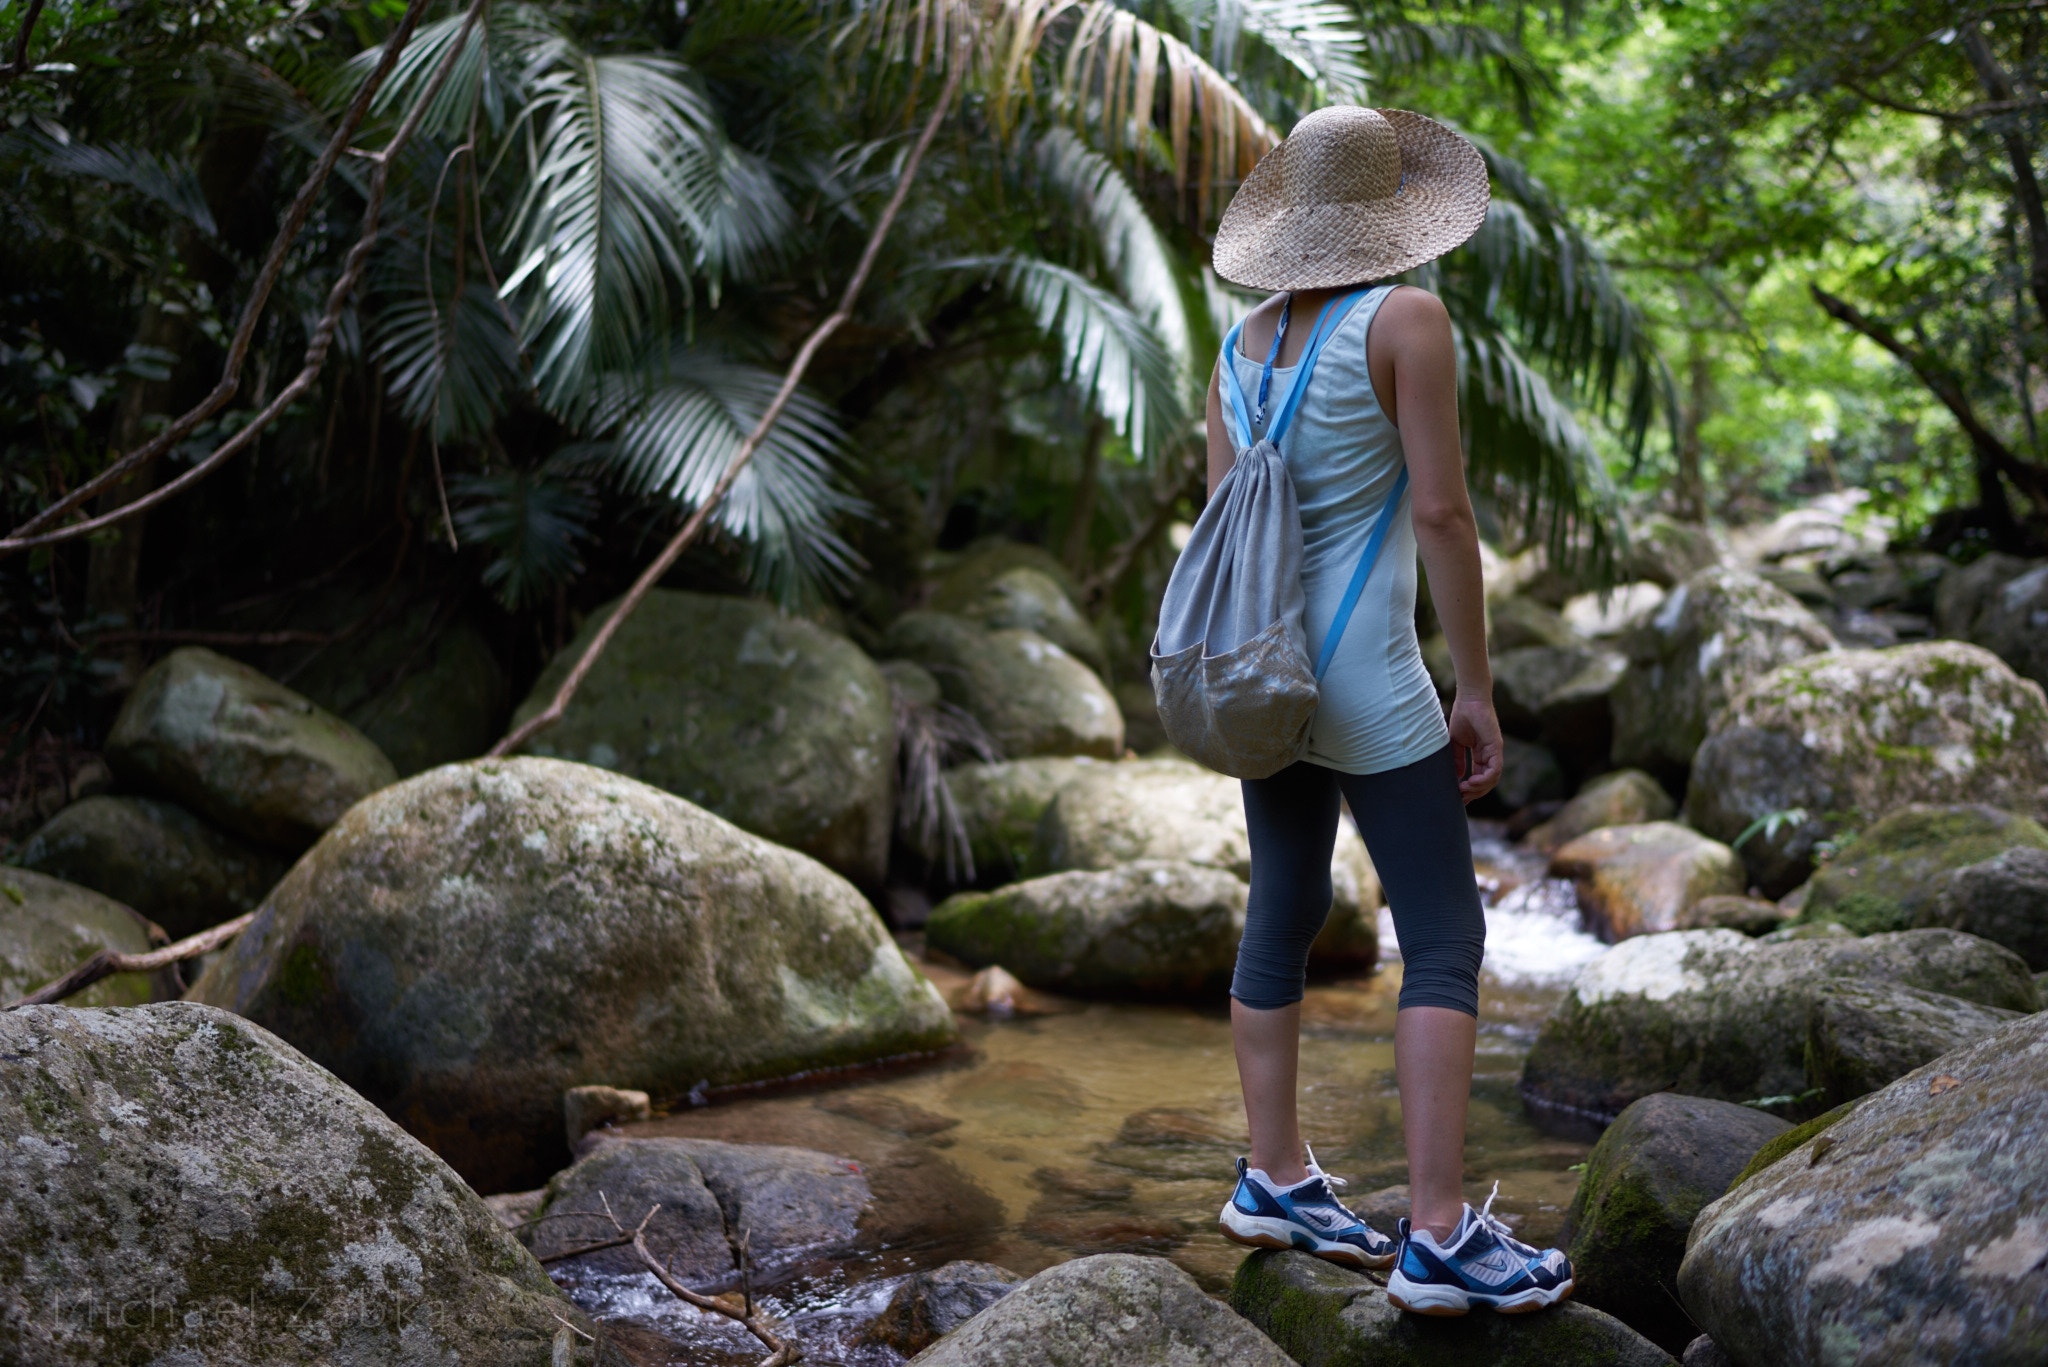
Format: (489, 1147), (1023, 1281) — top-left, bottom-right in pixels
(1205, 363), (1233, 498)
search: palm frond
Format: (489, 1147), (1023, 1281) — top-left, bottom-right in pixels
(366, 272), (524, 441)
(450, 467), (599, 609)
(346, 5), (509, 143)
(19, 132), (218, 236)
(1222, 0), (1371, 104)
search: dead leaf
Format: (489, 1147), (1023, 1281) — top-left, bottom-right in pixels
(1929, 1074), (1962, 1095)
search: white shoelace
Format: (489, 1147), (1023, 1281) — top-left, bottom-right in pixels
(1472, 1180), (1538, 1255)
(1300, 1144), (1367, 1221)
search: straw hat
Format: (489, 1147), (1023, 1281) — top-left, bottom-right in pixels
(1211, 106), (1489, 291)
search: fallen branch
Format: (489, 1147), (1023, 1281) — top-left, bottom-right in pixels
(0, 0), (478, 557)
(487, 39), (969, 759)
(8, 911), (255, 1010)
(594, 1194), (797, 1367)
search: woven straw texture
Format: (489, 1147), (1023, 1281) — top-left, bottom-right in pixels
(1211, 106), (1489, 291)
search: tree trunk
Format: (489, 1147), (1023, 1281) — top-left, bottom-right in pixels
(1674, 330), (1710, 522)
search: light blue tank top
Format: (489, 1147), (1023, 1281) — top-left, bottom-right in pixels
(1229, 287), (1448, 775)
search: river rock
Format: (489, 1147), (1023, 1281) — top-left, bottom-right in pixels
(525, 1135), (869, 1281)
(945, 756), (1111, 880)
(1678, 1010), (2048, 1367)
(1519, 928), (2040, 1124)
(1538, 650), (1630, 776)
(1609, 568), (1838, 781)
(1491, 596), (1584, 652)
(1933, 551), (2030, 636)
(1488, 736), (1568, 813)
(0, 1002), (587, 1366)
(1798, 803), (2048, 935)
(1677, 894), (1788, 936)
(1528, 770), (1677, 855)
(562, 1084), (651, 1147)
(912, 1251), (1295, 1366)
(1559, 1093), (1790, 1354)
(106, 646), (398, 851)
(1924, 845), (2048, 968)
(1622, 516), (1724, 588)
(1495, 646), (1597, 738)
(1562, 582), (1667, 638)
(865, 1261), (1024, 1353)
(960, 566), (1109, 677)
(1804, 979), (2024, 1107)
(884, 612), (1123, 760)
(19, 795), (285, 940)
(0, 867), (166, 1007)
(1550, 822), (1746, 942)
(512, 589), (895, 885)
(187, 758), (956, 1191)
(1230, 1248), (1674, 1366)
(1966, 560), (2048, 691)
(929, 540), (1085, 616)
(1688, 641), (2048, 897)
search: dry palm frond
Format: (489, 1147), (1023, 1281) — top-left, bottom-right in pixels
(840, 0), (1277, 215)
(890, 679), (999, 883)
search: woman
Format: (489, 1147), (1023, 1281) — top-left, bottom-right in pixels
(1204, 106), (1574, 1316)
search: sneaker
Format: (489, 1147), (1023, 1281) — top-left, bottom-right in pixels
(1385, 1182), (1573, 1315)
(1218, 1145), (1396, 1271)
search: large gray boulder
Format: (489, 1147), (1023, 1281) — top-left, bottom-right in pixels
(1609, 568), (1838, 780)
(1798, 803), (2048, 935)
(1537, 650), (1629, 778)
(1493, 644), (1601, 738)
(1527, 769), (1675, 855)
(1924, 845), (2048, 968)
(884, 612), (1123, 760)
(910, 1252), (1296, 1366)
(1932, 551), (2033, 637)
(0, 867), (166, 1007)
(187, 758), (955, 1191)
(1679, 1011), (2048, 1367)
(513, 590), (895, 885)
(945, 756), (1113, 881)
(1804, 979), (2024, 1108)
(1549, 821), (1745, 942)
(1689, 641), (2048, 896)
(20, 794), (284, 939)
(865, 1261), (1024, 1354)
(1519, 928), (2040, 1124)
(106, 646), (398, 851)
(1942, 556), (2048, 692)
(1560, 1093), (1790, 1354)
(959, 565), (1109, 678)
(1231, 1249), (1674, 1366)
(0, 1003), (588, 1366)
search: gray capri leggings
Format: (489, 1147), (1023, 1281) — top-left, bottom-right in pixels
(1232, 744), (1486, 1015)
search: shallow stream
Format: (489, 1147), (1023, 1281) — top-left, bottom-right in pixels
(549, 822), (1609, 1364)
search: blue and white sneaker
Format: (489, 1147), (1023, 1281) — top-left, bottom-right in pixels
(1385, 1182), (1573, 1315)
(1218, 1145), (1396, 1271)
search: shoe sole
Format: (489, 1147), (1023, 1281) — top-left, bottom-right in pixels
(1218, 1209), (1396, 1272)
(1385, 1278), (1575, 1317)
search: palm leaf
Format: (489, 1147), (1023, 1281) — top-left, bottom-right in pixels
(19, 132), (218, 236)
(451, 468), (600, 609)
(366, 269), (525, 441)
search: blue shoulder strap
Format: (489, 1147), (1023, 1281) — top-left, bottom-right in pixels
(1314, 465), (1409, 680)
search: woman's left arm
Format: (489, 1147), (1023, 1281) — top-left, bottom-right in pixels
(1376, 287), (1501, 802)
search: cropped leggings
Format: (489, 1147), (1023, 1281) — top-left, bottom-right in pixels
(1232, 744), (1486, 1016)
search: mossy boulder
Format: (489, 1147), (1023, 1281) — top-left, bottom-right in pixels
(1925, 845), (2048, 969)
(912, 1252), (1296, 1366)
(0, 867), (165, 1007)
(1528, 770), (1675, 855)
(1519, 928), (2040, 1124)
(512, 590), (895, 885)
(106, 646), (398, 851)
(1677, 894), (1788, 937)
(927, 539), (1086, 616)
(1488, 735), (1569, 813)
(186, 758), (956, 1192)
(1559, 1093), (1790, 1354)
(958, 565), (1109, 678)
(1550, 822), (1745, 942)
(1727, 1099), (1861, 1189)
(1678, 1011), (2048, 1367)
(0, 1002), (591, 1366)
(1804, 979), (2023, 1108)
(883, 612), (1123, 759)
(20, 795), (285, 939)
(1229, 1248), (1674, 1367)
(943, 756), (1114, 881)
(1621, 515), (1724, 589)
(1688, 641), (2048, 897)
(1495, 645), (1601, 738)
(1932, 551), (2032, 637)
(1958, 560), (2048, 692)
(1798, 803), (2048, 935)
(1609, 568), (1838, 781)
(1490, 597), (1585, 652)
(1537, 650), (1629, 778)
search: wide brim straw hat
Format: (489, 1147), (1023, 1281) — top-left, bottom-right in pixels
(1212, 106), (1490, 291)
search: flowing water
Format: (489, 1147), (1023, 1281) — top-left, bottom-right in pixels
(547, 821), (1609, 1365)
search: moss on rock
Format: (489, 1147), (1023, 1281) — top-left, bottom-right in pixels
(0, 867), (163, 1006)
(1800, 803), (2048, 934)
(20, 795), (285, 939)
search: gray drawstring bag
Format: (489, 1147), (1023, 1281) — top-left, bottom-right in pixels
(1150, 287), (1408, 779)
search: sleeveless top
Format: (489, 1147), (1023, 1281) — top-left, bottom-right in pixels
(1227, 286), (1448, 775)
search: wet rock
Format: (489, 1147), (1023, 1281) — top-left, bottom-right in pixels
(106, 646), (398, 851)
(960, 565), (1109, 678)
(1519, 928), (2040, 1123)
(525, 1135), (870, 1281)
(882, 657), (945, 707)
(1622, 516), (1724, 589)
(0, 1002), (586, 1366)
(563, 1084), (651, 1148)
(944, 756), (1112, 880)
(1757, 563), (1834, 608)
(1678, 1011), (2048, 1367)
(0, 867), (166, 1007)
(1550, 822), (1746, 942)
(1681, 1336), (1733, 1367)
(1527, 770), (1678, 855)
(1799, 803), (2048, 935)
(1559, 1093), (1791, 1354)
(1562, 582), (1667, 638)
(1488, 736), (1568, 813)
(1688, 642), (2048, 897)
(864, 1261), (1023, 1354)
(928, 540), (1086, 618)
(1115, 680), (1168, 753)
(926, 861), (1247, 995)
(1742, 494), (1890, 568)
(915, 1252), (1295, 1366)
(1677, 894), (1788, 936)
(187, 758), (955, 1191)
(1804, 980), (2023, 1107)
(1828, 552), (1946, 614)
(513, 589), (895, 885)
(19, 794), (285, 939)
(1609, 568), (1838, 782)
(1962, 560), (2048, 693)
(1231, 1248), (1675, 1366)
(1932, 551), (2028, 635)
(1536, 650), (1629, 777)
(1924, 845), (2048, 968)
(1491, 596), (1584, 652)
(884, 612), (1124, 760)
(1495, 645), (1598, 738)
(1728, 1099), (1863, 1189)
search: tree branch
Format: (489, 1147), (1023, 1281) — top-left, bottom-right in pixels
(0, 0), (46, 85)
(7, 912), (256, 1010)
(1960, 25), (2048, 333)
(595, 1195), (796, 1367)
(488, 38), (971, 759)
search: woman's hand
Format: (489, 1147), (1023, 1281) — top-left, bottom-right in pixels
(1448, 690), (1503, 804)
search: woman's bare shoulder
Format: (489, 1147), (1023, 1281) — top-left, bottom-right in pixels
(1374, 284), (1450, 328)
